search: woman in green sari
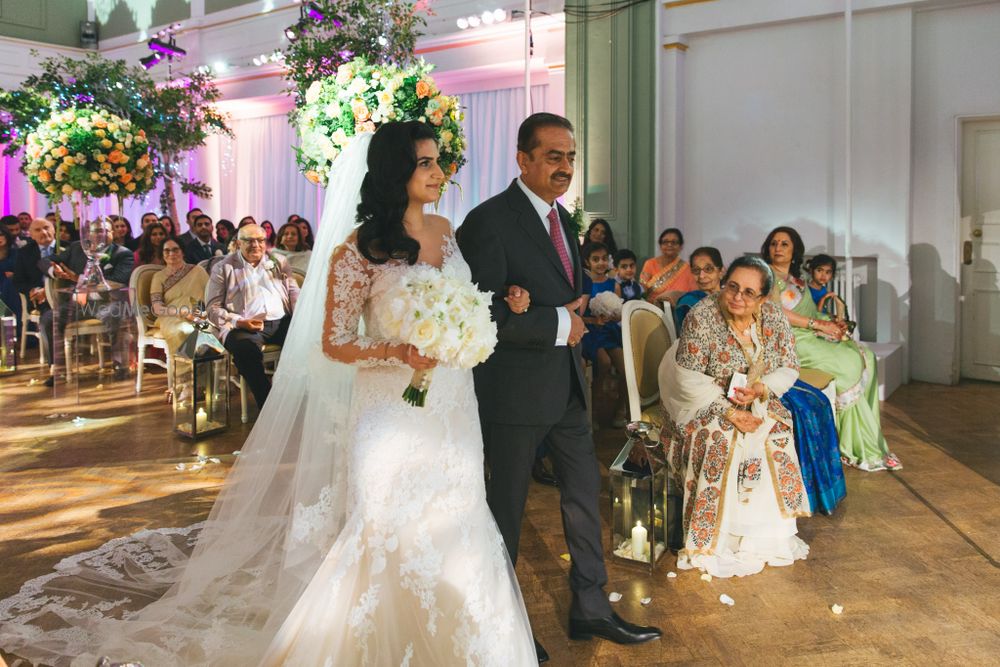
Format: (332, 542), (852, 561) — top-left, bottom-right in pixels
(761, 227), (901, 471)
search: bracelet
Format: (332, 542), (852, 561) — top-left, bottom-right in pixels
(807, 318), (816, 330)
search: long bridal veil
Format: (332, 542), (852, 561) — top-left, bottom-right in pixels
(0, 134), (373, 667)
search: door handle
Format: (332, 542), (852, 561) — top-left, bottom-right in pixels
(972, 229), (983, 238)
(963, 241), (973, 265)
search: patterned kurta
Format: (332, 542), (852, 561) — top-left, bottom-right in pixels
(661, 295), (810, 557)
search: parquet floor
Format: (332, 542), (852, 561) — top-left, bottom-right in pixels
(1, 360), (998, 666)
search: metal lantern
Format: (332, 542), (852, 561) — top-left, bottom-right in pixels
(172, 324), (230, 438)
(0, 301), (16, 375)
(609, 421), (669, 571)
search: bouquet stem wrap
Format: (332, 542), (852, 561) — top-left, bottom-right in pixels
(403, 368), (434, 407)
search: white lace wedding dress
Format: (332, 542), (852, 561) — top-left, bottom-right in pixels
(0, 135), (535, 666)
(260, 234), (536, 665)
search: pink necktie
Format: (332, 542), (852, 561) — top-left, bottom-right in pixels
(547, 208), (574, 286)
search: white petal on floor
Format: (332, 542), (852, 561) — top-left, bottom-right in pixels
(831, 604), (844, 615)
(608, 592), (622, 602)
(666, 571), (677, 579)
(640, 597), (652, 606)
(700, 573), (712, 582)
(719, 594), (735, 606)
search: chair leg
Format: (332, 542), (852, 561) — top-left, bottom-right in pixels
(165, 351), (173, 390)
(64, 337), (73, 381)
(96, 335), (105, 370)
(136, 344), (145, 393)
(240, 376), (249, 424)
(20, 321), (27, 359)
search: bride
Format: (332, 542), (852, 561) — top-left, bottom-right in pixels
(0, 122), (537, 665)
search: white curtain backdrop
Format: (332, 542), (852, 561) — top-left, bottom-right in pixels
(1, 84), (559, 236)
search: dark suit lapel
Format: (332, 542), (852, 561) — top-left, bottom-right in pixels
(504, 181), (574, 289)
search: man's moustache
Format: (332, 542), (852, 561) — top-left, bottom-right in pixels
(552, 173), (571, 180)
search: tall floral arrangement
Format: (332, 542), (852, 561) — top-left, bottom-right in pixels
(23, 107), (154, 202)
(294, 58), (465, 186)
(282, 0), (425, 101)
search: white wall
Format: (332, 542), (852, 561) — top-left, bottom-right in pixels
(659, 0), (1000, 385)
(911, 2), (1000, 384)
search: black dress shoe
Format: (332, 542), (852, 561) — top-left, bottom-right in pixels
(569, 612), (662, 644)
(534, 637), (549, 663)
(531, 458), (558, 487)
(43, 375), (55, 387)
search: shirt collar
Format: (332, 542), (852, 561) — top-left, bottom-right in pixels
(516, 177), (558, 224)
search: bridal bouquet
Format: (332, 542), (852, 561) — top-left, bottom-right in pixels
(373, 265), (497, 407)
(23, 107), (154, 201)
(589, 291), (624, 320)
(294, 57), (466, 187)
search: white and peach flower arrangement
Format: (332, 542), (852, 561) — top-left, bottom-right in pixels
(293, 57), (466, 187)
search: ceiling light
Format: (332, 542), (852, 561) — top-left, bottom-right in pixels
(139, 53), (162, 70)
(468, 15), (480, 27)
(305, 1), (324, 21)
(213, 61), (228, 74)
(148, 37), (187, 58)
(456, 17), (468, 30)
(481, 11), (494, 25)
(494, 9), (507, 22)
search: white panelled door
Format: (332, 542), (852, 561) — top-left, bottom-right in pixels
(960, 120), (1000, 381)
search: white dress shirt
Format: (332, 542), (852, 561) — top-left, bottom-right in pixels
(516, 177), (572, 347)
(239, 253), (287, 321)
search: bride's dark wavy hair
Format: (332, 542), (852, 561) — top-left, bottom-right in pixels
(356, 121), (438, 264)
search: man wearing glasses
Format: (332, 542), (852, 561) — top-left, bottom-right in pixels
(205, 224), (299, 409)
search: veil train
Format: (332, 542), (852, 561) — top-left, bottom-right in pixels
(0, 134), (374, 667)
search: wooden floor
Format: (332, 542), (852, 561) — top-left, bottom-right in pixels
(1, 360), (999, 666)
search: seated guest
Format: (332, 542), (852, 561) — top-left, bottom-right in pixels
(614, 248), (643, 302)
(178, 208), (202, 247)
(2, 215), (26, 249)
(582, 218), (618, 260)
(39, 220), (135, 383)
(0, 227), (20, 322)
(111, 216), (134, 250)
(272, 221), (312, 272)
(294, 216), (314, 250)
(17, 212), (32, 243)
(57, 220), (80, 248)
(158, 215), (178, 238)
(128, 212), (160, 251)
(658, 256), (810, 578)
(135, 222), (168, 267)
(215, 219), (237, 249)
(13, 218), (57, 363)
(674, 247), (725, 332)
(580, 241), (627, 428)
(763, 227), (900, 471)
(640, 227), (696, 307)
(206, 224), (299, 410)
(183, 214), (225, 265)
(261, 220), (277, 249)
(805, 253), (840, 311)
(150, 238), (210, 354)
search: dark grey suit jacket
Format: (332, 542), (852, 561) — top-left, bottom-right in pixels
(458, 180), (587, 426)
(40, 241), (135, 286)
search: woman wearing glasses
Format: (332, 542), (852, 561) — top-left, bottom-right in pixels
(673, 246), (725, 332)
(640, 227), (697, 306)
(762, 226), (900, 472)
(149, 237), (210, 355)
(658, 256), (810, 578)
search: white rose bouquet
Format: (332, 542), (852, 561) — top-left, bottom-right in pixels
(374, 264), (497, 407)
(589, 291), (624, 321)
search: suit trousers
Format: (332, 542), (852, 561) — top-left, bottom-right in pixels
(482, 381), (614, 621)
(224, 315), (291, 409)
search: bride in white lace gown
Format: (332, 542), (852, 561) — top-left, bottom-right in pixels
(0, 124), (536, 666)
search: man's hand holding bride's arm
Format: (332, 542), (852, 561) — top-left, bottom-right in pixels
(504, 285), (531, 314)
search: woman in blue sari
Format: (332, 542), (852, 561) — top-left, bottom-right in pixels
(674, 246), (845, 515)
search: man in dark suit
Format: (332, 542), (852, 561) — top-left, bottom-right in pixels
(39, 228), (135, 384)
(176, 207), (203, 248)
(457, 113), (661, 662)
(183, 214), (225, 265)
(13, 218), (57, 363)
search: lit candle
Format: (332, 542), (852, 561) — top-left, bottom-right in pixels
(196, 407), (207, 431)
(631, 520), (647, 561)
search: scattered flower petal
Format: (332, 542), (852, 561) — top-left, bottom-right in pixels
(93, 383), (103, 390)
(71, 416), (87, 427)
(700, 573), (712, 582)
(719, 594), (735, 606)
(208, 457), (221, 464)
(559, 553), (571, 562)
(232, 450), (241, 456)
(640, 597), (652, 606)
(176, 463), (187, 471)
(666, 572), (677, 579)
(608, 592), (622, 603)
(831, 604), (844, 615)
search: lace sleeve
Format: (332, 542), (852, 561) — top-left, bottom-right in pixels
(322, 240), (403, 367)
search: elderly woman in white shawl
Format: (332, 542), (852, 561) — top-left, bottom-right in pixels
(658, 256), (811, 578)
